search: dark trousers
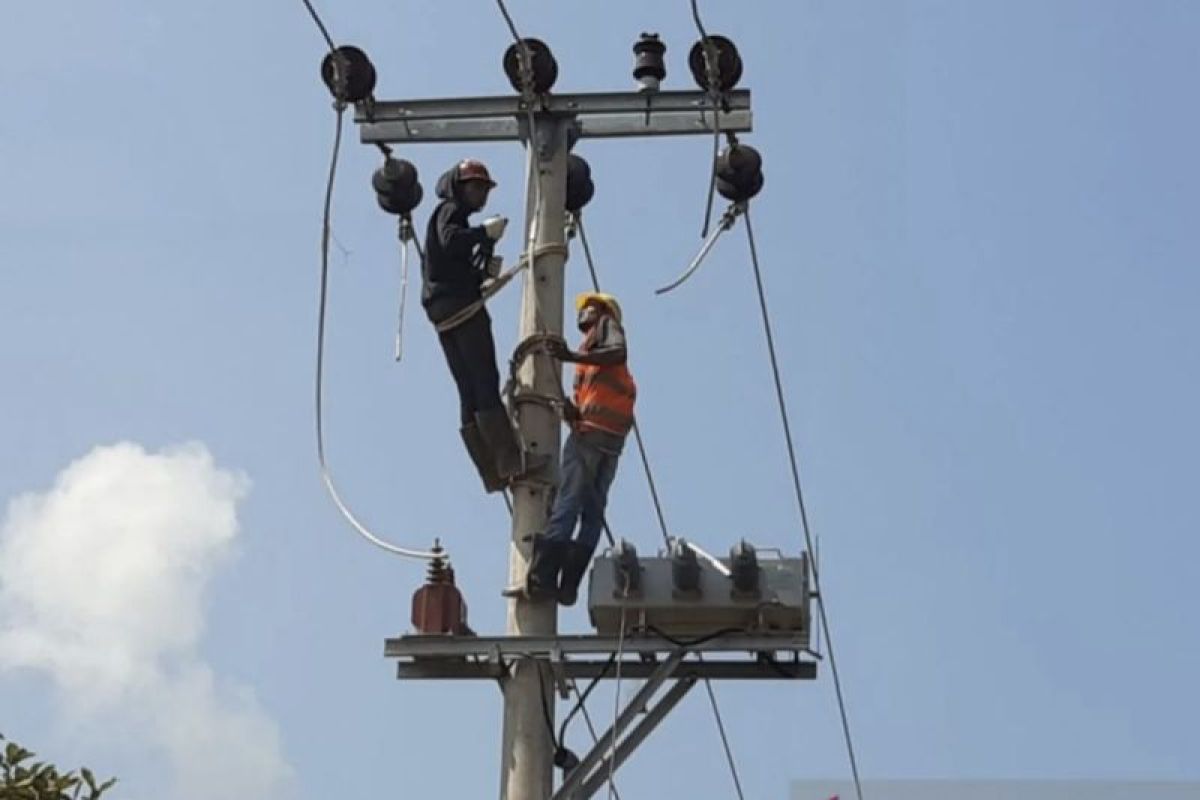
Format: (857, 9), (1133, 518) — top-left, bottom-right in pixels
(437, 309), (503, 425)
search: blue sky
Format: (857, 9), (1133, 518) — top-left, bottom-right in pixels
(2, 1), (1197, 797)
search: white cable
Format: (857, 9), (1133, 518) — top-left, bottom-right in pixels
(606, 605), (627, 800)
(394, 237), (411, 362)
(315, 106), (441, 562)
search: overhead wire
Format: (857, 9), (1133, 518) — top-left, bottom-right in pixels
(689, 0), (723, 238)
(299, 0), (336, 50)
(605, 606), (628, 800)
(704, 676), (746, 800)
(305, 3), (440, 562)
(742, 207), (864, 800)
(493, 0), (524, 43)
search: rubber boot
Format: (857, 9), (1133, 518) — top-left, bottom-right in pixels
(460, 423), (505, 493)
(557, 541), (595, 607)
(526, 535), (567, 601)
(476, 408), (549, 483)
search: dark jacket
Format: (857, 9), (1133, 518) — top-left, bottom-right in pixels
(422, 168), (491, 324)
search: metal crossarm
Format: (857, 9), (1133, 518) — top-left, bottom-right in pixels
(385, 632), (808, 658)
(385, 632), (816, 681)
(354, 89), (752, 144)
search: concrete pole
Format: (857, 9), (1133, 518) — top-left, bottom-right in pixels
(500, 114), (569, 800)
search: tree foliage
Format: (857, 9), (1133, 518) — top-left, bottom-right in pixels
(0, 734), (115, 800)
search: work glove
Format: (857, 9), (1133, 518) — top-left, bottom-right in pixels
(561, 400), (582, 423)
(482, 215), (509, 241)
(544, 338), (575, 362)
(484, 254), (502, 279)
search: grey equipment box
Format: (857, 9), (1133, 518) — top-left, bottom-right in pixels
(588, 546), (811, 641)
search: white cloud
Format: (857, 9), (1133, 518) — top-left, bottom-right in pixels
(0, 442), (295, 799)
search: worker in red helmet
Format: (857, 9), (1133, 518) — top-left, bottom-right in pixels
(422, 158), (537, 492)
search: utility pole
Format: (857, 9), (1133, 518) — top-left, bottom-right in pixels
(502, 114), (570, 800)
(347, 39), (777, 800)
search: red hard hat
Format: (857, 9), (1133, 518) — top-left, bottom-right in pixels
(456, 158), (497, 187)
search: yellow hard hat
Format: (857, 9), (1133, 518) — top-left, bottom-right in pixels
(575, 292), (622, 323)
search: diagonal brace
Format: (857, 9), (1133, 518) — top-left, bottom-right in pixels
(552, 651), (684, 800)
(576, 675), (698, 799)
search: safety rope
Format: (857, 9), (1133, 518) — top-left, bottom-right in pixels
(433, 253), (531, 333)
(743, 206), (864, 800)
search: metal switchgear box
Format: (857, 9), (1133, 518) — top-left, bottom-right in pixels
(587, 550), (811, 640)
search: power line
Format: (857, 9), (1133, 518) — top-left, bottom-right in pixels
(494, 0), (524, 42)
(743, 207), (864, 800)
(704, 677), (746, 800)
(299, 0), (336, 51)
(606, 608), (628, 800)
(688, 0), (723, 237)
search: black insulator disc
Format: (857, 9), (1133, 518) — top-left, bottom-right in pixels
(320, 45), (377, 103)
(716, 171), (764, 203)
(377, 182), (423, 216)
(565, 176), (595, 213)
(372, 158), (423, 215)
(687, 35), (743, 93)
(717, 144), (762, 178)
(503, 38), (559, 95)
(567, 153), (592, 182)
(372, 158), (419, 194)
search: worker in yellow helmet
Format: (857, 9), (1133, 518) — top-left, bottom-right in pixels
(526, 292), (637, 605)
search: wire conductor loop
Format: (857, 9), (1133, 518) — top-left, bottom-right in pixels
(656, 201), (744, 295)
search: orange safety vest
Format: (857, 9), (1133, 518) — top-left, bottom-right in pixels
(573, 322), (637, 437)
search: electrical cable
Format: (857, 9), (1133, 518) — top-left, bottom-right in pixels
(743, 207), (864, 800)
(558, 654), (617, 747)
(313, 104), (439, 562)
(645, 625), (746, 649)
(605, 605), (627, 800)
(533, 658), (559, 745)
(571, 680), (622, 800)
(703, 677), (746, 800)
(299, 0), (336, 50)
(393, 233), (412, 362)
(689, 0), (723, 238)
(493, 0), (524, 43)
(654, 202), (743, 296)
(491, 0), (543, 329)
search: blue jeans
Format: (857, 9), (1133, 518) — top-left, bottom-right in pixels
(544, 432), (620, 552)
